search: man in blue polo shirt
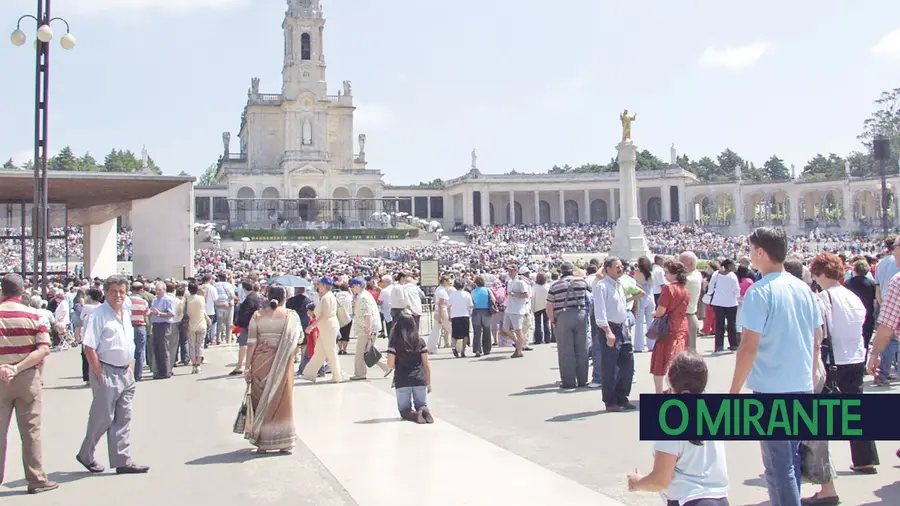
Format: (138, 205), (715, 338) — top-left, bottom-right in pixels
(730, 227), (822, 506)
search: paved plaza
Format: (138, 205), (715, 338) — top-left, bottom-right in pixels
(2, 337), (898, 505)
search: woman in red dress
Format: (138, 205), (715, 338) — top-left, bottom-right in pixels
(649, 260), (690, 393)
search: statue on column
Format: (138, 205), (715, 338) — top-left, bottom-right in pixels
(342, 80), (352, 96)
(620, 109), (637, 141)
(358, 133), (366, 155)
(141, 145), (149, 168)
(302, 119), (312, 146)
(250, 77), (260, 95)
(222, 132), (231, 155)
(670, 143), (677, 165)
(845, 159), (851, 177)
(471, 149), (478, 170)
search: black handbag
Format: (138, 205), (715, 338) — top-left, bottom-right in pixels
(364, 340), (383, 368)
(646, 293), (687, 342)
(820, 292), (840, 394)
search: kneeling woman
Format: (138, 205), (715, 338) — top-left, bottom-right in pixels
(243, 283), (302, 453)
(628, 350), (729, 506)
(387, 311), (434, 424)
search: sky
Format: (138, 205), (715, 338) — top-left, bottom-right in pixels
(2, 0), (900, 185)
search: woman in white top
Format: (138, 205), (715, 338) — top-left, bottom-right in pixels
(709, 259), (741, 353)
(530, 273), (551, 345)
(628, 350), (729, 506)
(447, 279), (474, 358)
(804, 253), (878, 505)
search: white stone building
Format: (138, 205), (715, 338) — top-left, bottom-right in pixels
(195, 0), (900, 236)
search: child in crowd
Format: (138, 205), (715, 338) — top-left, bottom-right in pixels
(627, 350), (729, 506)
(386, 310), (433, 424)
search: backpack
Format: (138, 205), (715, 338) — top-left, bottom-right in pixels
(490, 284), (507, 312)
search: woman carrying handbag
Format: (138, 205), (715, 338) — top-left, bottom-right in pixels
(646, 260), (690, 394)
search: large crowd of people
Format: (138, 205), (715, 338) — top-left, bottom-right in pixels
(1, 221), (898, 504)
(0, 227), (134, 273)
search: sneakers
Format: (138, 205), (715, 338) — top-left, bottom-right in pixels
(588, 381), (602, 389)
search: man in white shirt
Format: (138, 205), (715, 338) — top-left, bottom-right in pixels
(53, 292), (70, 345)
(679, 251), (703, 351)
(405, 279), (425, 329)
(378, 275), (394, 336)
(390, 272), (410, 323)
(201, 275), (217, 348)
(651, 255), (666, 305)
(427, 276), (452, 354)
(77, 275), (149, 475)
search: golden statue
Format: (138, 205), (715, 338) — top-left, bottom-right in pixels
(620, 109), (637, 141)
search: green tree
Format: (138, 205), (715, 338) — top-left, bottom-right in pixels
(196, 163), (219, 186)
(716, 149), (745, 180)
(762, 155), (790, 180)
(48, 146), (78, 171)
(2, 158), (17, 170)
(694, 156), (723, 181)
(417, 178), (444, 187)
(77, 152), (99, 172)
(22, 159), (34, 172)
(801, 153), (845, 180)
(858, 87), (900, 173)
(636, 150), (667, 171)
(846, 151), (875, 177)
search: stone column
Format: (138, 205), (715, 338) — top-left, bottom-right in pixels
(207, 197), (214, 220)
(445, 193), (455, 226)
(610, 188), (617, 222)
(661, 184), (671, 222)
(582, 189), (590, 223)
(463, 191), (472, 225)
(558, 190), (566, 224)
(841, 185), (852, 227)
(611, 141), (650, 261)
(83, 219), (118, 279)
(533, 191), (540, 224)
(481, 188), (490, 225)
(508, 190), (515, 224)
(677, 185), (687, 223)
(426, 197), (432, 220)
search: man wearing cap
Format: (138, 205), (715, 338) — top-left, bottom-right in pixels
(545, 263), (591, 389)
(349, 277), (387, 380)
(517, 266), (535, 352)
(503, 265), (531, 358)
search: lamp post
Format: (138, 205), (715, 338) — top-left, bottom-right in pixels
(9, 0), (75, 296)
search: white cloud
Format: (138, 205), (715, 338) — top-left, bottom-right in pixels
(699, 42), (770, 70)
(873, 28), (900, 58)
(355, 103), (393, 131)
(67, 0), (247, 14)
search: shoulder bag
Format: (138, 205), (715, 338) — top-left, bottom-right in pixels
(364, 340), (383, 368)
(819, 291), (840, 395)
(645, 290), (687, 343)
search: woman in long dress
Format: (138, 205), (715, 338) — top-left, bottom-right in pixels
(649, 260), (689, 394)
(301, 276), (344, 383)
(242, 283), (302, 453)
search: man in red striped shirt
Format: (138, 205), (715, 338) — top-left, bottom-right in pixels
(129, 283), (150, 381)
(0, 273), (57, 494)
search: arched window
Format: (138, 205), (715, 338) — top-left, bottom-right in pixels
(301, 33), (311, 61)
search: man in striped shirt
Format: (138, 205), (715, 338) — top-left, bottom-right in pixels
(546, 262), (591, 389)
(129, 282), (150, 381)
(0, 273), (58, 494)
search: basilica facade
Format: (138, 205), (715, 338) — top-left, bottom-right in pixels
(195, 0), (900, 236)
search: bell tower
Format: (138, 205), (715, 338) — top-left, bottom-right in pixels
(282, 0), (327, 101)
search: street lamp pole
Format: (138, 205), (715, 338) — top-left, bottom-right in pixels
(10, 0), (75, 296)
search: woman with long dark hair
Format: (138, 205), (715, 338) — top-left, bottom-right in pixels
(242, 283), (302, 453)
(628, 350), (729, 505)
(386, 311), (434, 424)
(649, 260), (689, 393)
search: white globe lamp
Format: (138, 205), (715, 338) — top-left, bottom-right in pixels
(60, 32), (75, 50)
(36, 24), (52, 43)
(10, 29), (26, 46)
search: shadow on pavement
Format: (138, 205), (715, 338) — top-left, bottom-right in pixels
(742, 474), (767, 489)
(354, 417), (401, 425)
(185, 448), (280, 465)
(859, 480), (900, 505)
(1, 470), (107, 494)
